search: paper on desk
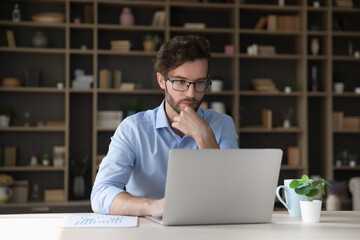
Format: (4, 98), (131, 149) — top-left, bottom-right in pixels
(63, 214), (138, 228)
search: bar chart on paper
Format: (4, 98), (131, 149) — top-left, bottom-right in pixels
(63, 214), (138, 228)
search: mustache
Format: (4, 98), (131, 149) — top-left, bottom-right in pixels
(180, 98), (199, 104)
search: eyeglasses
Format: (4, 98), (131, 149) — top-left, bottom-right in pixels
(165, 75), (212, 93)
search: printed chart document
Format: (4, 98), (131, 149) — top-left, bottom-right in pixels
(63, 214), (138, 228)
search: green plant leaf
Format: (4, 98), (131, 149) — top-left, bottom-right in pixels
(295, 186), (311, 195)
(307, 189), (321, 197)
(312, 180), (323, 186)
(300, 175), (309, 183)
(289, 180), (302, 189)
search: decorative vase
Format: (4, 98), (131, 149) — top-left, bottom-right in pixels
(32, 31), (49, 48)
(73, 176), (85, 199)
(119, 7), (134, 26)
(311, 38), (320, 56)
(30, 156), (38, 166)
(313, 1), (320, 7)
(334, 82), (344, 93)
(283, 119), (290, 128)
(300, 200), (322, 223)
(0, 115), (10, 127)
(326, 194), (341, 211)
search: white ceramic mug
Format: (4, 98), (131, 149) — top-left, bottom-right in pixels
(210, 102), (225, 114)
(210, 80), (223, 92)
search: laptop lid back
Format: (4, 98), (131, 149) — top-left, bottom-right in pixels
(162, 149), (282, 226)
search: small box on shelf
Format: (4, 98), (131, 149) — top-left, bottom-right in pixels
(287, 147), (300, 166)
(44, 189), (65, 202)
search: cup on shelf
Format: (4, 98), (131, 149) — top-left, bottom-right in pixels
(210, 102), (225, 114)
(210, 80), (223, 92)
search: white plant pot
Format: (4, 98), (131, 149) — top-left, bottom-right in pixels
(73, 176), (85, 199)
(334, 82), (344, 93)
(300, 200), (322, 223)
(0, 115), (10, 127)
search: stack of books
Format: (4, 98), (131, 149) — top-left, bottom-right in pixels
(251, 78), (279, 92)
(261, 109), (272, 129)
(267, 15), (300, 31)
(110, 40), (131, 51)
(336, 0), (353, 7)
(343, 116), (360, 130)
(97, 111), (123, 129)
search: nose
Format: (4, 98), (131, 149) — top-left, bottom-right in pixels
(185, 83), (196, 97)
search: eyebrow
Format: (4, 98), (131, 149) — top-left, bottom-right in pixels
(168, 75), (208, 81)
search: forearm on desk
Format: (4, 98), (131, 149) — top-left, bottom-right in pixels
(110, 192), (164, 217)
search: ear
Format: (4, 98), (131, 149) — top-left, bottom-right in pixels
(157, 72), (166, 90)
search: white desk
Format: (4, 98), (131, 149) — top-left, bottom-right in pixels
(0, 211), (359, 240)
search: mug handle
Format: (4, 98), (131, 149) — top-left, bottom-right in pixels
(276, 185), (290, 210)
(7, 188), (13, 198)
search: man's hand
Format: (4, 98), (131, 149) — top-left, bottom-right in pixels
(111, 192), (164, 217)
(171, 107), (219, 149)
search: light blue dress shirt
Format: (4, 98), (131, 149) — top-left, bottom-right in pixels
(91, 100), (239, 214)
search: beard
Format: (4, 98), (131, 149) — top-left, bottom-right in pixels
(165, 84), (203, 114)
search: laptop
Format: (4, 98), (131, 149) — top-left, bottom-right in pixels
(146, 148), (282, 226)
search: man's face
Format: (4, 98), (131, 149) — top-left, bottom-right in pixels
(162, 59), (208, 115)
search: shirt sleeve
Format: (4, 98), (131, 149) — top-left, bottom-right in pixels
(218, 115), (239, 149)
(90, 119), (137, 214)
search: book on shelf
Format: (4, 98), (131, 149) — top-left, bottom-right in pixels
(53, 146), (65, 168)
(261, 109), (272, 129)
(99, 69), (123, 89)
(267, 15), (300, 31)
(343, 116), (360, 130)
(254, 16), (267, 30)
(112, 69), (122, 89)
(332, 111), (344, 130)
(336, 0), (353, 7)
(287, 146), (300, 166)
(0, 30), (16, 47)
(84, 4), (93, 23)
(6, 30), (16, 48)
(4, 146), (17, 167)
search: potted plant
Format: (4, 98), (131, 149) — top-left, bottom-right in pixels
(290, 175), (332, 223)
(333, 71), (345, 93)
(0, 108), (12, 127)
(70, 155), (90, 199)
(348, 153), (357, 168)
(142, 33), (162, 52)
(57, 76), (64, 89)
(283, 82), (293, 93)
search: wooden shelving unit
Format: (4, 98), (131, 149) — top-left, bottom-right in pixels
(0, 0), (359, 213)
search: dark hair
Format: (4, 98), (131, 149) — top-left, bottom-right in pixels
(154, 35), (211, 76)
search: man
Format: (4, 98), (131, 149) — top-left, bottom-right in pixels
(91, 35), (239, 217)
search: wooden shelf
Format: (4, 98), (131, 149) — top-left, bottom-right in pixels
(0, 47), (66, 54)
(0, 166), (66, 172)
(239, 127), (303, 133)
(0, 87), (66, 93)
(0, 126), (66, 132)
(239, 53), (302, 60)
(239, 91), (303, 97)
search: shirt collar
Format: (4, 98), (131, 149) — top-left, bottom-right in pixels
(156, 100), (205, 129)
